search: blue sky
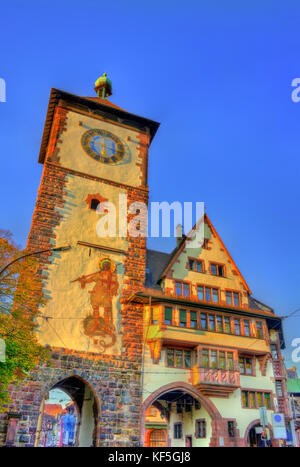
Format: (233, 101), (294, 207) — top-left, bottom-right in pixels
(0, 0), (300, 370)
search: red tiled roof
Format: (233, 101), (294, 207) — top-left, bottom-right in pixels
(82, 96), (127, 112)
(44, 403), (65, 417)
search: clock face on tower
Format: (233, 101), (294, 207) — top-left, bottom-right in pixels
(81, 129), (125, 164)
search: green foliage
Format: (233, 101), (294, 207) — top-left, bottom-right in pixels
(0, 230), (48, 412)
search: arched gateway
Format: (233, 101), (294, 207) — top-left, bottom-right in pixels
(141, 382), (225, 447)
(35, 376), (100, 447)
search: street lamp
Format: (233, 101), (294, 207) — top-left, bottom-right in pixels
(0, 245), (71, 278)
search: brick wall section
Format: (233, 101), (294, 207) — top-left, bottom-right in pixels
(46, 106), (68, 164)
(120, 186), (148, 363)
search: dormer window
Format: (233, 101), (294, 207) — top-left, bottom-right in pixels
(210, 262), (225, 277)
(197, 285), (219, 303)
(226, 291), (240, 307)
(188, 258), (204, 273)
(175, 281), (190, 298)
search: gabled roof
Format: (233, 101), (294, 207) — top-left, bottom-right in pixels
(157, 213), (251, 294)
(146, 249), (172, 289)
(82, 96), (126, 112)
(249, 296), (273, 313)
(38, 88), (160, 164)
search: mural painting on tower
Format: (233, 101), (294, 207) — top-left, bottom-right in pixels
(71, 257), (119, 352)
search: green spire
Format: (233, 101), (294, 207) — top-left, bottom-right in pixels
(94, 72), (112, 99)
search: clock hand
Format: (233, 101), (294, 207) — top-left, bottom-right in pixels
(101, 139), (106, 157)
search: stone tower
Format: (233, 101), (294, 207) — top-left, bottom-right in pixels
(1, 75), (159, 447)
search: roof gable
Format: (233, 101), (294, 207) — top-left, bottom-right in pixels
(159, 214), (251, 295)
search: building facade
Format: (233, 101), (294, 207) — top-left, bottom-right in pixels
(0, 77), (290, 447)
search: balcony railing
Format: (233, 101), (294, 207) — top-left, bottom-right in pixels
(192, 366), (240, 397)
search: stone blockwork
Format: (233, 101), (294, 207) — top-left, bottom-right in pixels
(1, 348), (143, 447)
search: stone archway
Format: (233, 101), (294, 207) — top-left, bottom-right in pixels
(244, 418), (274, 447)
(140, 381), (223, 447)
(35, 375), (100, 447)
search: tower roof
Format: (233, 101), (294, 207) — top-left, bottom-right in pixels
(38, 87), (160, 164)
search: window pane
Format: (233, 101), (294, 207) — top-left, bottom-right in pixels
(244, 320), (250, 336)
(175, 282), (182, 296)
(264, 393), (271, 409)
(228, 421), (235, 437)
(175, 350), (183, 367)
(271, 344), (278, 359)
(216, 316), (223, 332)
(239, 357), (245, 373)
(196, 261), (203, 273)
(190, 311), (197, 328)
(201, 313), (207, 330)
(218, 265), (224, 277)
(184, 351), (191, 368)
(249, 392), (255, 408)
(227, 352), (234, 370)
(242, 391), (248, 407)
(189, 259), (194, 271)
(197, 420), (206, 438)
(202, 349), (209, 368)
(167, 349), (174, 367)
(211, 350), (217, 369)
(256, 322), (263, 338)
(245, 358), (252, 375)
(183, 283), (190, 297)
(174, 423), (182, 438)
(165, 307), (172, 325)
(234, 319), (241, 335)
(226, 291), (232, 305)
(179, 309), (187, 327)
(209, 315), (215, 331)
(257, 392), (263, 407)
(224, 317), (231, 334)
(212, 289), (219, 303)
(205, 287), (211, 302)
(197, 286), (204, 301)
(211, 264), (217, 275)
(219, 351), (226, 369)
(233, 292), (239, 306)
